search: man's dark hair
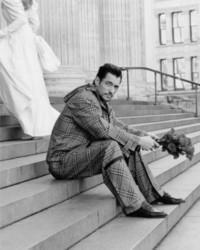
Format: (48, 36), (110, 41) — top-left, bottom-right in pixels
(96, 63), (122, 82)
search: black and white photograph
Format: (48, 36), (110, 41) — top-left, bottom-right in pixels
(0, 0), (200, 249)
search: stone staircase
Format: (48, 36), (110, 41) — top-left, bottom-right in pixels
(154, 199), (200, 250)
(0, 101), (200, 250)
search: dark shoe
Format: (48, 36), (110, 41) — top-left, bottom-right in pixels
(155, 192), (185, 205)
(21, 136), (43, 141)
(32, 137), (43, 140)
(126, 202), (167, 218)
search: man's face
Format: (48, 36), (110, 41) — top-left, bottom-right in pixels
(95, 73), (121, 102)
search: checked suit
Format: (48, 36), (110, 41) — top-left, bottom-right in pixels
(46, 84), (164, 215)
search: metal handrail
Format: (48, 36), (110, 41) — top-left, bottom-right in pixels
(121, 66), (200, 117)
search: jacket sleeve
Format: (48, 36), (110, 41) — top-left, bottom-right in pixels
(111, 108), (147, 136)
(71, 94), (141, 152)
(0, 0), (27, 38)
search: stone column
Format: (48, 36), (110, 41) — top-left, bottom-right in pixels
(129, 0), (147, 100)
(100, 0), (130, 66)
(144, 0), (156, 97)
(38, 0), (86, 96)
(0, 9), (3, 104)
(98, 0), (133, 99)
(79, 0), (101, 81)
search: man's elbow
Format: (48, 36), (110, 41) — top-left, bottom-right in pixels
(93, 130), (109, 140)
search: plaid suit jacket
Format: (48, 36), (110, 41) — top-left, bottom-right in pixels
(46, 84), (147, 163)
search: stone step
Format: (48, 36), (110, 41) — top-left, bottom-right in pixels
(144, 130), (200, 164)
(112, 103), (182, 111)
(0, 115), (18, 127)
(0, 112), (192, 128)
(52, 102), (183, 115)
(0, 104), (11, 116)
(152, 122), (200, 136)
(0, 125), (22, 141)
(154, 199), (200, 250)
(133, 117), (200, 132)
(0, 183), (120, 250)
(1, 142), (199, 229)
(0, 104), (62, 130)
(0, 103), (184, 121)
(0, 137), (49, 161)
(50, 96), (174, 107)
(176, 130), (200, 145)
(0, 104), (62, 116)
(2, 114), (190, 142)
(120, 113), (194, 125)
(69, 161), (200, 250)
(0, 122), (199, 162)
(0, 173), (103, 229)
(1, 130), (199, 189)
(150, 142), (200, 186)
(114, 108), (184, 117)
(0, 153), (48, 189)
(1, 160), (200, 250)
(0, 144), (168, 189)
(1, 115), (199, 143)
(110, 99), (158, 105)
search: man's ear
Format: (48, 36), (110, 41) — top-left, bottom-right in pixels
(94, 77), (100, 87)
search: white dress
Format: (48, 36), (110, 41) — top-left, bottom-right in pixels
(0, 0), (60, 136)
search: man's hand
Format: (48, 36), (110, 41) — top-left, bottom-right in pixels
(146, 132), (159, 141)
(139, 136), (160, 151)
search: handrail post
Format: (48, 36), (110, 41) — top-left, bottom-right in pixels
(126, 69), (130, 100)
(195, 85), (199, 117)
(121, 66), (200, 110)
(154, 72), (157, 105)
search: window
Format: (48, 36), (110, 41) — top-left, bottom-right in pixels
(190, 10), (198, 42)
(173, 58), (185, 89)
(160, 59), (168, 90)
(172, 12), (184, 43)
(191, 56), (199, 88)
(159, 14), (167, 45)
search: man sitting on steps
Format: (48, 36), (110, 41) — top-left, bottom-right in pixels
(46, 63), (185, 218)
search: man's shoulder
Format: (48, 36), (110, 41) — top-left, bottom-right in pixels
(70, 85), (99, 104)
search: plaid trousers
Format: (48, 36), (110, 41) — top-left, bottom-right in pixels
(49, 140), (164, 215)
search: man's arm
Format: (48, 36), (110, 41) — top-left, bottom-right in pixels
(71, 94), (140, 151)
(111, 108), (147, 136)
(111, 108), (159, 141)
(71, 93), (158, 152)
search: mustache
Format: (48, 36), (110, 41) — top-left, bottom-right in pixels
(106, 92), (113, 97)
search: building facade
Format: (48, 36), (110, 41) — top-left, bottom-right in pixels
(153, 0), (200, 92)
(0, 0), (150, 99)
(1, 0), (198, 101)
(0, 0), (149, 99)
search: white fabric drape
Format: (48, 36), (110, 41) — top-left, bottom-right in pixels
(0, 0), (60, 136)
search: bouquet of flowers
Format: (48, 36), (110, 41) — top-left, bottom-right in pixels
(156, 128), (195, 160)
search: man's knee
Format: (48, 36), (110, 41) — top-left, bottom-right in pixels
(106, 139), (122, 151)
(102, 140), (124, 170)
(48, 161), (71, 180)
(48, 162), (62, 179)
(92, 140), (123, 159)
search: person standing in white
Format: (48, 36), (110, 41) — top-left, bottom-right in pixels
(0, 0), (60, 139)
